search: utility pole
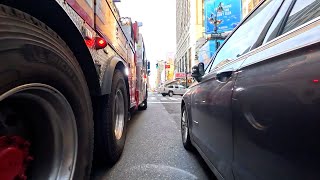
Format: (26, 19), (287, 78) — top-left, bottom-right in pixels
(164, 61), (166, 82)
(185, 56), (188, 88)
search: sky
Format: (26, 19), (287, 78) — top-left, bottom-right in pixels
(116, 0), (176, 88)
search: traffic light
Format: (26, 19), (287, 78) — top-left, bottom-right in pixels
(147, 61), (150, 70)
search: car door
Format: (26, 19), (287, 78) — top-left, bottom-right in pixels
(176, 85), (183, 95)
(174, 85), (179, 94)
(232, 0), (320, 179)
(189, 1), (283, 179)
(167, 85), (173, 93)
(179, 85), (187, 95)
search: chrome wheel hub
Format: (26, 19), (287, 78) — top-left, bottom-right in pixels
(114, 90), (125, 140)
(0, 83), (77, 180)
(181, 110), (188, 143)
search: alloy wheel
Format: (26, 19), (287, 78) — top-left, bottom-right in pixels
(114, 90), (125, 140)
(0, 83), (77, 180)
(181, 109), (188, 143)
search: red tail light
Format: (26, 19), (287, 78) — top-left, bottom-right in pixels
(84, 37), (107, 50)
(94, 37), (107, 49)
(85, 38), (94, 48)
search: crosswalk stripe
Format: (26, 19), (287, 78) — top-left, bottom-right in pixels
(150, 97), (156, 100)
(148, 102), (181, 104)
(168, 97), (177, 100)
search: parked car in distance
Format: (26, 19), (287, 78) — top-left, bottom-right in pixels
(160, 84), (187, 97)
(181, 0), (320, 180)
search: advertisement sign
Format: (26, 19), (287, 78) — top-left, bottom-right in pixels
(204, 0), (242, 34)
(175, 73), (191, 79)
(198, 40), (223, 69)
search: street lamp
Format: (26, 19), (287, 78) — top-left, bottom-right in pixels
(208, 2), (224, 50)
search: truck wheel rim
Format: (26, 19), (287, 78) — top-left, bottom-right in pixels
(0, 83), (77, 180)
(114, 89), (125, 140)
(181, 110), (188, 143)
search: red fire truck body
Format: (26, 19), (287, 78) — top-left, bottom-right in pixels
(0, 0), (147, 179)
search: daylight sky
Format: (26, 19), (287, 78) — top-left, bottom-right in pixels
(116, 0), (176, 88)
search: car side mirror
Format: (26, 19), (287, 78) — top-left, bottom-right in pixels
(191, 62), (205, 82)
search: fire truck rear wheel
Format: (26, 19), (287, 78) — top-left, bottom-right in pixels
(138, 99), (147, 111)
(0, 5), (94, 180)
(95, 70), (128, 165)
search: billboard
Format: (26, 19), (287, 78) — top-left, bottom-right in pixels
(204, 0), (242, 34)
(198, 40), (223, 68)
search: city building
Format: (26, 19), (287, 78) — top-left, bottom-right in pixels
(165, 52), (175, 81)
(175, 0), (205, 79)
(155, 60), (164, 88)
(242, 0), (263, 17)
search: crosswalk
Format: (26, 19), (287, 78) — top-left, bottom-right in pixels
(147, 92), (182, 104)
(149, 96), (181, 101)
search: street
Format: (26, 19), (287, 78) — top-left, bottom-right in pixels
(92, 92), (216, 180)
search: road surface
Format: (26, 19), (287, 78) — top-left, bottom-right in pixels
(92, 92), (216, 180)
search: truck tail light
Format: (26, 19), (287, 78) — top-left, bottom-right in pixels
(84, 37), (107, 50)
(94, 37), (107, 49)
(85, 38), (94, 48)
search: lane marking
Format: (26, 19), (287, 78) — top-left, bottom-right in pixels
(150, 97), (156, 100)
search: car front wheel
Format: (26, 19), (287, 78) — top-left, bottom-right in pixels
(181, 106), (193, 150)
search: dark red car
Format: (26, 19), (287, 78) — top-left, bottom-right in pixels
(181, 0), (320, 179)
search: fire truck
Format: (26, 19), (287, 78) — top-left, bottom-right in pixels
(0, 0), (148, 179)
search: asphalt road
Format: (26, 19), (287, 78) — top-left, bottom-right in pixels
(92, 92), (216, 180)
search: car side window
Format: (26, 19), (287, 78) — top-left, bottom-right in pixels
(282, 0), (320, 34)
(209, 0), (282, 71)
(168, 85), (173, 88)
(205, 59), (214, 74)
(263, 0), (293, 43)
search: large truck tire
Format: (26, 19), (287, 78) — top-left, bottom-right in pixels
(138, 91), (148, 111)
(95, 70), (128, 165)
(138, 99), (147, 111)
(0, 5), (94, 180)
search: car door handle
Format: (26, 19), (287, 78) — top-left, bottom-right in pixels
(216, 71), (233, 82)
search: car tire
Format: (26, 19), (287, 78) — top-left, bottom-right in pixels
(169, 91), (173, 97)
(181, 106), (193, 151)
(162, 93), (167, 97)
(0, 5), (93, 179)
(95, 70), (128, 165)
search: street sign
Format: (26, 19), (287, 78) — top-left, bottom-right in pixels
(165, 65), (170, 69)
